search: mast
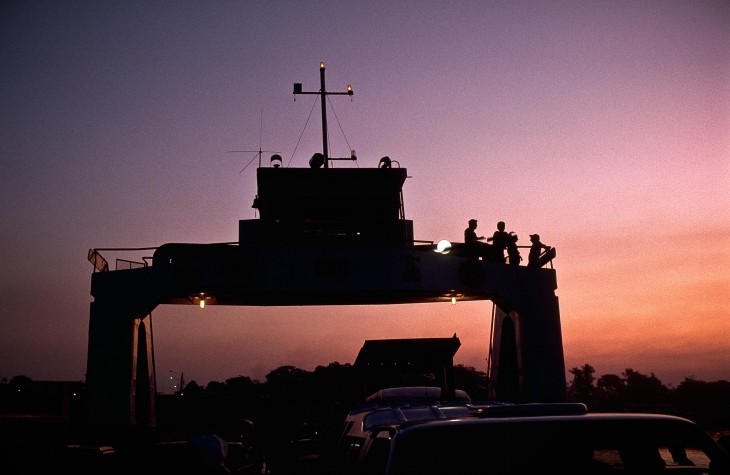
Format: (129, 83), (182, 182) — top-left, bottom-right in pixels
(319, 63), (329, 164)
(293, 62), (353, 168)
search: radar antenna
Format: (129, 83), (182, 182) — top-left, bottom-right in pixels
(227, 109), (280, 171)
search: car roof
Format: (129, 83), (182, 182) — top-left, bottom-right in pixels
(359, 403), (507, 432)
(358, 403), (719, 446)
(351, 402), (584, 428)
(381, 411), (730, 475)
(392, 410), (714, 444)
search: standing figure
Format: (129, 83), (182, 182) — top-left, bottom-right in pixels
(464, 219), (492, 259)
(528, 234), (551, 267)
(487, 221), (509, 263)
(464, 219), (484, 244)
(507, 232), (522, 266)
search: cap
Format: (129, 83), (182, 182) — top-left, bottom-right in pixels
(530, 234), (540, 241)
(469, 219), (477, 224)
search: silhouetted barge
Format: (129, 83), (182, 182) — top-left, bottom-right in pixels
(86, 63), (564, 446)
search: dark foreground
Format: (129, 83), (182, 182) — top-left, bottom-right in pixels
(2, 402), (730, 475)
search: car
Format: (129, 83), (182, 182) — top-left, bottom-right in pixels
(333, 386), (508, 473)
(334, 401), (730, 475)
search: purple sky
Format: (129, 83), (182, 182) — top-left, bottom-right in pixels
(1, 1), (728, 391)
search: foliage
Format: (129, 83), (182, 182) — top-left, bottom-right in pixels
(175, 362), (727, 420)
(3, 366), (727, 425)
(568, 364), (595, 403)
(566, 364), (724, 417)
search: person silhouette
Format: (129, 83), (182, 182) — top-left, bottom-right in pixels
(528, 234), (551, 267)
(486, 221), (509, 263)
(464, 219), (485, 243)
(463, 219), (492, 259)
(507, 232), (522, 266)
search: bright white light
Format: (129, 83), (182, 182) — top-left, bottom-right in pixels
(451, 296), (456, 305)
(199, 299), (205, 309)
(436, 239), (452, 254)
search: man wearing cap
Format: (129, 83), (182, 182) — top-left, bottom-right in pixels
(528, 233), (551, 267)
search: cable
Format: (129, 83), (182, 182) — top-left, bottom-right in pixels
(287, 95), (319, 168)
(327, 95), (357, 167)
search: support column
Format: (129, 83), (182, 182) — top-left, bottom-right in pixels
(489, 297), (565, 402)
(85, 268), (161, 444)
(487, 269), (566, 403)
(84, 301), (136, 443)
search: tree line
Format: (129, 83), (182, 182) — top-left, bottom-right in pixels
(174, 362), (729, 428)
(3, 362), (728, 430)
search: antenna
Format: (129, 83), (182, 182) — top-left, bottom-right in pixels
(227, 109), (280, 171)
(293, 61), (354, 168)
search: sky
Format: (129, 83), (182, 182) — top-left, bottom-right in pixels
(1, 1), (728, 391)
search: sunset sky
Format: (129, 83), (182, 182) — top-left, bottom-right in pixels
(1, 1), (728, 391)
